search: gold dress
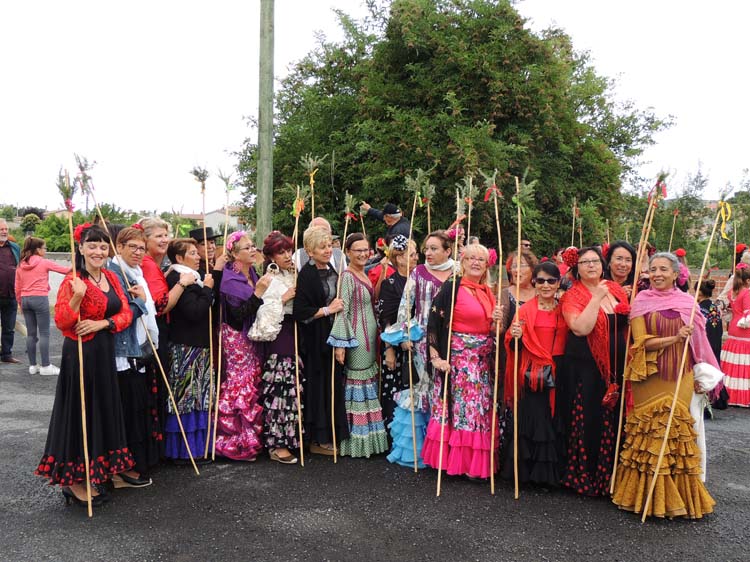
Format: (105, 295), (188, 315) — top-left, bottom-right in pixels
(611, 311), (715, 519)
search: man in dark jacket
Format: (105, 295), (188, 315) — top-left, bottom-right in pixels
(0, 219), (21, 363)
(359, 201), (411, 242)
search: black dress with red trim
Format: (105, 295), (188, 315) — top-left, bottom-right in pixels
(35, 272), (135, 486)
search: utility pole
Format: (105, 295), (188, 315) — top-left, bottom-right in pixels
(256, 0), (274, 244)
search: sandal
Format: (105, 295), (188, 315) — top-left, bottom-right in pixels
(270, 449), (298, 464)
(309, 443), (336, 456)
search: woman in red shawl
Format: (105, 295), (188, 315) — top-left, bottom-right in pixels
(502, 261), (568, 487)
(611, 252), (717, 519)
(557, 246), (629, 496)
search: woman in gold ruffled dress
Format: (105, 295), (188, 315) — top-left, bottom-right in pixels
(612, 252), (717, 519)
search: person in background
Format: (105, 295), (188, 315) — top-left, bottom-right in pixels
(15, 236), (70, 375)
(0, 218), (21, 364)
(292, 217), (346, 273)
(696, 278), (728, 412)
(359, 202), (411, 241)
(720, 264), (750, 407)
(604, 241), (636, 298)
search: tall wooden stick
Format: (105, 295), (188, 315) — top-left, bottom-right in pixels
(484, 171), (503, 495)
(329, 192), (354, 463)
(733, 223), (738, 277)
(403, 179), (422, 473)
(59, 170), (93, 517)
(571, 198), (577, 247)
(512, 176), (522, 500)
(292, 186), (306, 467)
(668, 210), (678, 252)
(436, 189), (461, 497)
(609, 191), (660, 493)
(640, 205), (723, 523)
(190, 167), (215, 459)
(606, 219), (611, 246)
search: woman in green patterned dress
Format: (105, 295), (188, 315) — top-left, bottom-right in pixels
(328, 233), (389, 457)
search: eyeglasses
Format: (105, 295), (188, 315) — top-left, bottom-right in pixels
(236, 245), (255, 252)
(465, 256), (487, 263)
(534, 277), (560, 285)
(124, 243), (146, 253)
(578, 259), (601, 267)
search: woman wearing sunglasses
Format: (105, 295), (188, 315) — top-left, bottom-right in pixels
(503, 262), (568, 488)
(557, 246), (629, 496)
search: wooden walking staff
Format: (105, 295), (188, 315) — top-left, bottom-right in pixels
(190, 167), (216, 459)
(56, 170), (93, 517)
(609, 178), (664, 494)
(668, 208), (679, 252)
(403, 170), (427, 472)
(436, 189), (463, 497)
(511, 177), (522, 500)
(423, 181), (436, 235)
(291, 184), (309, 467)
(481, 168), (503, 495)
(329, 191), (356, 463)
(73, 155), (201, 476)
(571, 197), (577, 247)
(459, 175), (478, 242)
(640, 202), (726, 523)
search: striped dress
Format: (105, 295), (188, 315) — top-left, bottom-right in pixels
(721, 287), (750, 406)
(327, 271), (388, 457)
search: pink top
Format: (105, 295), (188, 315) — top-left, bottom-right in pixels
(452, 287), (491, 334)
(728, 287), (750, 337)
(14, 255), (70, 302)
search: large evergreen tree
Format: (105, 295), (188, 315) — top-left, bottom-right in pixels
(237, 0), (667, 254)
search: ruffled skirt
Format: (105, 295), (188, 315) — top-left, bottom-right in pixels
(421, 333), (498, 479)
(720, 335), (750, 407)
(214, 325), (264, 461)
(387, 405), (428, 468)
(339, 364), (388, 458)
(259, 353), (302, 450)
(611, 397), (715, 519)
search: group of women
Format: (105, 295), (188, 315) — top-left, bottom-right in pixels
(33, 218), (724, 520)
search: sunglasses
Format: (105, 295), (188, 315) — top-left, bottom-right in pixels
(534, 277), (560, 285)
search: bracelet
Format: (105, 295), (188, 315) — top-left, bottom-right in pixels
(323, 306), (329, 317)
(430, 354), (440, 360)
(106, 318), (116, 332)
(178, 282), (187, 289)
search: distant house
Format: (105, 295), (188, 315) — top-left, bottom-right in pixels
(203, 206), (243, 232)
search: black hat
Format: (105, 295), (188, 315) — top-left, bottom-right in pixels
(383, 203), (401, 215)
(189, 226), (221, 242)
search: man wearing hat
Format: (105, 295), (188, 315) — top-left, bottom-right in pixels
(360, 201), (411, 241)
(188, 226), (227, 277)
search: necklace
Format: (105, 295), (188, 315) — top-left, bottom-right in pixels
(538, 299), (556, 311)
(89, 271), (103, 286)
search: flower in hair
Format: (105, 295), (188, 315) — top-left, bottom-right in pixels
(736, 243), (747, 254)
(132, 223), (144, 231)
(561, 246), (579, 269)
(446, 226), (464, 241)
(601, 243), (610, 259)
(487, 248), (497, 267)
(737, 263), (749, 271)
(226, 230), (246, 252)
(73, 222), (93, 244)
(674, 248), (686, 258)
(678, 263), (689, 286)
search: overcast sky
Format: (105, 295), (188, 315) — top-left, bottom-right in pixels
(1, 0), (747, 215)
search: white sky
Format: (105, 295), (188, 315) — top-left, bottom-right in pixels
(1, 0), (747, 215)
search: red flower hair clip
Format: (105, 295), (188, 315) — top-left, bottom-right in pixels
(131, 223), (144, 231)
(737, 263), (749, 271)
(736, 243), (747, 254)
(561, 246), (579, 269)
(674, 248), (687, 258)
(73, 222), (93, 244)
(487, 248), (497, 267)
(601, 243), (610, 259)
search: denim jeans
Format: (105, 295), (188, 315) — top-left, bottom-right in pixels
(0, 296), (17, 360)
(21, 296), (51, 366)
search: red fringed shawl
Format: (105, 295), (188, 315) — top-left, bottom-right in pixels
(560, 280), (629, 382)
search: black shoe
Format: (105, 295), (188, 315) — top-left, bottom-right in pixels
(113, 473), (152, 489)
(61, 487), (103, 507)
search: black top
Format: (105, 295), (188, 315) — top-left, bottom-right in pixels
(377, 270), (406, 331)
(166, 270), (214, 348)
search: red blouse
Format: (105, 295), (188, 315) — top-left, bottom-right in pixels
(141, 254), (169, 315)
(54, 270), (133, 342)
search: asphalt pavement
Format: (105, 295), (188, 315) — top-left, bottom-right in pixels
(1, 327), (749, 562)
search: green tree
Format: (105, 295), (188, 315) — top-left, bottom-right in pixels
(19, 213), (41, 233)
(34, 212), (87, 251)
(0, 205), (15, 220)
(237, 0), (668, 256)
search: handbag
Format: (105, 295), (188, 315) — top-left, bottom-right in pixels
(522, 325), (557, 392)
(601, 311), (622, 410)
(134, 339), (155, 370)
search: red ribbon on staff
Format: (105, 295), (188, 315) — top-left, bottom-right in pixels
(483, 184), (502, 202)
(64, 199), (75, 212)
(344, 212), (358, 222)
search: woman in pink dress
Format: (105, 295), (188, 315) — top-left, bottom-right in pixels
(720, 264), (750, 407)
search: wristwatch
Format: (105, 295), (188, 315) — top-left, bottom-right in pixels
(107, 318), (116, 332)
